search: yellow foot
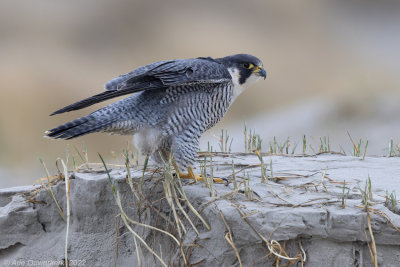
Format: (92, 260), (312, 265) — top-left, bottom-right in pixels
(177, 167), (225, 183)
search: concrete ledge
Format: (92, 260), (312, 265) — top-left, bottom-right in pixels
(0, 154), (399, 266)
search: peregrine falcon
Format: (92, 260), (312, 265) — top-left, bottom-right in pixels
(46, 54), (266, 179)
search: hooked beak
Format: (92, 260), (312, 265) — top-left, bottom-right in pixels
(254, 66), (267, 80)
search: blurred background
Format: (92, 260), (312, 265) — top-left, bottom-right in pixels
(1, 0), (400, 188)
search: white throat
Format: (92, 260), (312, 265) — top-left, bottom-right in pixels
(228, 67), (261, 102)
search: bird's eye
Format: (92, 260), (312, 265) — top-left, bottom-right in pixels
(242, 63), (253, 69)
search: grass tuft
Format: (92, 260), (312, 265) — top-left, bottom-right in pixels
(319, 136), (330, 153)
(341, 180), (350, 209)
(99, 153), (170, 267)
(219, 129), (233, 153)
(38, 158), (65, 221)
(385, 190), (397, 212)
(358, 175), (373, 210)
(347, 131), (368, 159)
(255, 150), (267, 183)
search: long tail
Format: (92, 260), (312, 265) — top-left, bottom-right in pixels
(50, 83), (163, 116)
(45, 113), (114, 140)
(46, 93), (143, 140)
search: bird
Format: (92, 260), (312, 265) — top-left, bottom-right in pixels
(46, 54), (266, 181)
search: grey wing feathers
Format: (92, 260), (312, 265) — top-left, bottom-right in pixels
(104, 60), (174, 90)
(150, 58), (231, 86)
(49, 84), (160, 116)
(50, 57), (231, 116)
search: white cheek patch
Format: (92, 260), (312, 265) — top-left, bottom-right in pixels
(228, 68), (246, 102)
(228, 67), (241, 87)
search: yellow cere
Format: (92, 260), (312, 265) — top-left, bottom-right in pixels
(253, 65), (262, 72)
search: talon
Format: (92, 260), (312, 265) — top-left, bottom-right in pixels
(212, 177), (225, 183)
(176, 167), (225, 184)
(177, 168), (202, 182)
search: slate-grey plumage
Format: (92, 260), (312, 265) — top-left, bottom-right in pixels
(46, 54), (266, 179)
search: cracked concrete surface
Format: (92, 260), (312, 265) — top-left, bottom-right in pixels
(0, 154), (400, 266)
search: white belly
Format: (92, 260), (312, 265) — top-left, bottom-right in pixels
(133, 127), (163, 154)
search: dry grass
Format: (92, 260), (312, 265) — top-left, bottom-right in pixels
(38, 158), (65, 221)
(99, 153), (170, 266)
(365, 212), (378, 267)
(217, 207), (242, 267)
(233, 204), (304, 266)
(98, 150), (219, 266)
(60, 159), (71, 267)
(54, 148), (399, 266)
(29, 133), (400, 266)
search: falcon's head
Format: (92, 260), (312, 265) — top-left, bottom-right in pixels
(219, 54), (266, 87)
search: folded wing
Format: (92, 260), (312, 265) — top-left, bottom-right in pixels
(50, 58), (231, 116)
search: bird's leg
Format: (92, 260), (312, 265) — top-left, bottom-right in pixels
(175, 166), (224, 184)
(178, 167), (201, 182)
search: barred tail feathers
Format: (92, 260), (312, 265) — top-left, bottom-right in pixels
(45, 114), (112, 140)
